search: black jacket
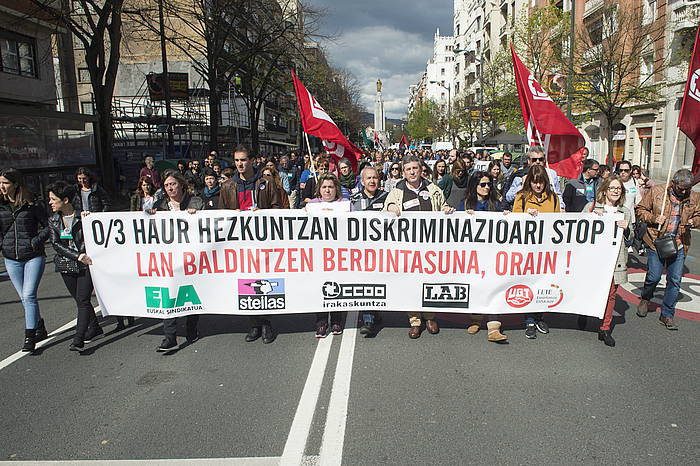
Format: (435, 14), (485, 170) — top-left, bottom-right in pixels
(48, 210), (87, 268)
(563, 175), (599, 212)
(73, 185), (112, 212)
(0, 199), (49, 261)
(154, 192), (205, 211)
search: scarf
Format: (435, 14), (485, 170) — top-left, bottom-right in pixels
(203, 185), (221, 198)
(452, 172), (469, 188)
(339, 171), (357, 190)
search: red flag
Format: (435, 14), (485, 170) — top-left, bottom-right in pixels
(400, 135), (408, 149)
(291, 70), (362, 171)
(511, 45), (585, 179)
(678, 27), (700, 181)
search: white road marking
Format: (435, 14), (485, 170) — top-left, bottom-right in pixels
(0, 457), (283, 465)
(0, 316), (81, 371)
(279, 334), (334, 465)
(319, 312), (359, 466)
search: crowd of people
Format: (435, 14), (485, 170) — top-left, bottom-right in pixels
(0, 144), (697, 354)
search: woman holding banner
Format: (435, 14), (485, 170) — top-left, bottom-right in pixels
(513, 165), (560, 340)
(148, 170), (204, 352)
(384, 154), (455, 339)
(46, 181), (102, 352)
(305, 173), (350, 338)
(464, 171), (509, 342)
(581, 176), (632, 347)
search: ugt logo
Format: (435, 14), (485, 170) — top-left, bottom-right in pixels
(145, 285), (201, 308)
(528, 75), (554, 102)
(689, 69), (700, 103)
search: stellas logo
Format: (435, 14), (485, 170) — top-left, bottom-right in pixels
(689, 69), (700, 103)
(535, 284), (564, 308)
(238, 278), (285, 311)
(505, 285), (533, 308)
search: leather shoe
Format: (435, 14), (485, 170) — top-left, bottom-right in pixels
(425, 319), (439, 334)
(245, 326), (262, 342)
(408, 326), (422, 339)
(658, 316), (678, 330)
(466, 324), (480, 334)
(636, 299), (649, 317)
(597, 329), (615, 347)
(261, 324), (276, 344)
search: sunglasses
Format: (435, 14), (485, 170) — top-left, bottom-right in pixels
(530, 157), (545, 162)
(619, 169), (630, 173)
(478, 182), (492, 188)
(391, 167), (400, 171)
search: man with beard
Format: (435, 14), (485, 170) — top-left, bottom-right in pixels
(219, 145), (282, 343)
(350, 166), (389, 336)
(635, 169), (699, 330)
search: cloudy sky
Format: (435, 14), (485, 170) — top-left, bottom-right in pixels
(308, 1), (453, 119)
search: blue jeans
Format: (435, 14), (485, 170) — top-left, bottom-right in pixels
(4, 256), (46, 329)
(641, 248), (686, 318)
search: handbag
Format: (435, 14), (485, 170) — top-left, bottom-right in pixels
(653, 234), (678, 260)
(54, 254), (80, 274)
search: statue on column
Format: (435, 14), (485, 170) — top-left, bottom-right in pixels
(376, 79), (382, 93)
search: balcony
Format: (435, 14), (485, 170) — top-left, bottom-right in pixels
(583, 0), (604, 19)
(671, 1), (700, 32)
(499, 24), (508, 39)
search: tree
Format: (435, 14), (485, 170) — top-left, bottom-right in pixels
(127, 0), (303, 152)
(29, 0), (124, 193)
(407, 100), (442, 143)
(564, 1), (666, 164)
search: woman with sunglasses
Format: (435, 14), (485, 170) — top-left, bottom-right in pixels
(464, 171), (509, 342)
(384, 162), (403, 193)
(513, 165), (560, 340)
(337, 158), (360, 199)
(581, 176), (632, 347)
(442, 158), (470, 211)
(261, 165), (290, 209)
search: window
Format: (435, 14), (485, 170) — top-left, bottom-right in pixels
(80, 100), (94, 115)
(441, 68), (445, 75)
(588, 19), (603, 45)
(78, 67), (90, 83)
(0, 31), (37, 77)
(642, 0), (656, 25)
(456, 24), (460, 36)
(640, 54), (654, 84)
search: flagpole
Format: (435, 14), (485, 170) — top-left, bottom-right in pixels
(304, 131), (318, 182)
(659, 126), (681, 218)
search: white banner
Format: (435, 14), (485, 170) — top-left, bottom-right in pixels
(83, 210), (623, 319)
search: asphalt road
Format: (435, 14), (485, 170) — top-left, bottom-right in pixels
(0, 236), (698, 465)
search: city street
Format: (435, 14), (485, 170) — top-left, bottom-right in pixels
(0, 235), (698, 465)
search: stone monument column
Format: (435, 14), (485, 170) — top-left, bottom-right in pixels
(374, 79), (385, 133)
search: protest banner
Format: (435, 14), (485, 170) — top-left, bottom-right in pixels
(83, 210), (622, 319)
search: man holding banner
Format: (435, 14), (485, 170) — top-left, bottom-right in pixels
(219, 145), (283, 344)
(384, 154), (455, 339)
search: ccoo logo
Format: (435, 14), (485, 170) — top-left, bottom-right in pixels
(505, 285), (534, 308)
(528, 75), (554, 102)
(689, 69), (700, 103)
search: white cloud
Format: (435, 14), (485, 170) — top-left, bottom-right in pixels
(324, 26), (434, 119)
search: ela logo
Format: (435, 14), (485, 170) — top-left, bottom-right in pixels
(505, 285), (533, 308)
(422, 283), (470, 308)
(145, 285), (201, 308)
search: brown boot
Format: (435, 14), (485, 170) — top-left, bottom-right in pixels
(466, 324), (480, 334)
(408, 326), (422, 339)
(425, 319), (439, 334)
(487, 321), (508, 342)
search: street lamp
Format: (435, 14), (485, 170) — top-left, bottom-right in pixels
(429, 80), (452, 146)
(454, 48), (484, 145)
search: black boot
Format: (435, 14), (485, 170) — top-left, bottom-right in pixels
(262, 323), (276, 344)
(22, 329), (36, 352)
(84, 323), (104, 343)
(598, 329), (615, 347)
(245, 326), (262, 342)
(35, 319), (48, 342)
(115, 317), (126, 331)
(127, 316), (135, 326)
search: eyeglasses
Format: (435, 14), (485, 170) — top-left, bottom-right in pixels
(478, 182), (492, 188)
(608, 186), (622, 192)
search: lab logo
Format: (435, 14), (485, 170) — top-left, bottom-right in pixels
(689, 69), (700, 103)
(535, 284), (564, 308)
(238, 278), (285, 311)
(321, 282), (387, 309)
(505, 285), (533, 308)
(528, 75), (554, 102)
(422, 283), (470, 308)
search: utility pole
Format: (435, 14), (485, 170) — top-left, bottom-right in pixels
(158, 0), (174, 157)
